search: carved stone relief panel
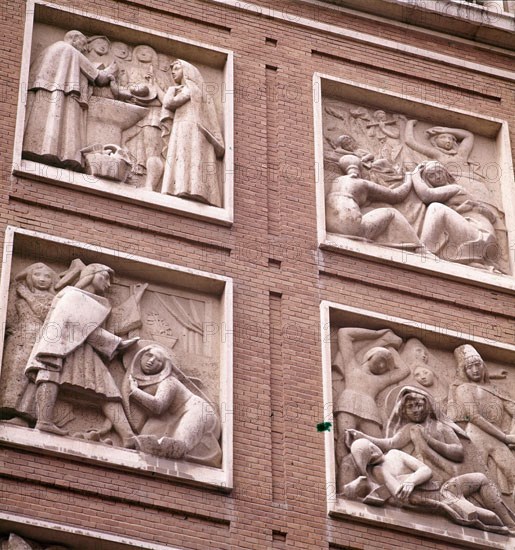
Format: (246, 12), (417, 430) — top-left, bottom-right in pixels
(0, 228), (232, 488)
(315, 76), (515, 289)
(14, 2), (233, 224)
(322, 302), (515, 548)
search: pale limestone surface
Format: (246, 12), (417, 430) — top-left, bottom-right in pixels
(15, 4), (233, 223)
(22, 27), (225, 205)
(322, 99), (509, 274)
(321, 302), (515, 545)
(0, 228), (232, 486)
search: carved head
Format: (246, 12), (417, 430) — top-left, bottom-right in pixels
(338, 154), (362, 178)
(373, 110), (387, 121)
(87, 35), (110, 56)
(15, 262), (57, 293)
(420, 161), (455, 188)
(363, 347), (393, 375)
(426, 129), (458, 154)
(336, 135), (357, 151)
(111, 41), (132, 61)
(350, 439), (384, 476)
(75, 263), (114, 296)
(140, 346), (167, 375)
(170, 59), (204, 87)
(402, 392), (429, 423)
(413, 366), (435, 388)
(133, 45), (158, 65)
(455, 344), (488, 384)
(64, 30), (88, 54)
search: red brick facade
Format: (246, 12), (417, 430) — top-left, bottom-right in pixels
(0, 1), (513, 548)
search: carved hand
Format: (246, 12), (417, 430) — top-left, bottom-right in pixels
(505, 434), (515, 447)
(396, 482), (415, 501)
(128, 376), (139, 394)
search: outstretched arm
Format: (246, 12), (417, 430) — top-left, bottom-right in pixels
(346, 426), (411, 452)
(404, 120), (436, 159)
(337, 328), (398, 359)
(456, 384), (515, 446)
(366, 172), (412, 204)
(431, 126), (474, 159)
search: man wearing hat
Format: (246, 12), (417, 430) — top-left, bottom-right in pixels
(25, 261), (142, 448)
(449, 344), (515, 499)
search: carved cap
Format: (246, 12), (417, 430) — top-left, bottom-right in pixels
(454, 344), (482, 367)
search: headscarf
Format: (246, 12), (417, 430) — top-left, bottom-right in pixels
(386, 386), (468, 439)
(161, 59), (224, 155)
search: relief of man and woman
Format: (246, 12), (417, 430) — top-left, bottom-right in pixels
(22, 31), (225, 207)
(0, 260), (222, 469)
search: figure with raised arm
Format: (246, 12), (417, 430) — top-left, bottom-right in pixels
(326, 155), (424, 250)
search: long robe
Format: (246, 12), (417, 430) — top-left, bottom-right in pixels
(160, 61), (224, 206)
(23, 40), (100, 170)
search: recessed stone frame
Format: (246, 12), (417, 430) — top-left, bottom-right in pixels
(13, 0), (234, 225)
(313, 73), (515, 293)
(0, 226), (233, 490)
(320, 300), (515, 549)
(0, 511), (183, 549)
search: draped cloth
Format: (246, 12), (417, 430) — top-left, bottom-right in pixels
(23, 40), (99, 170)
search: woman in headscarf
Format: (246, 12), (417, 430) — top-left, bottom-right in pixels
(123, 342), (222, 467)
(346, 386), (467, 483)
(160, 59), (225, 206)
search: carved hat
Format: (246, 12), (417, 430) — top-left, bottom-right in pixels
(56, 261), (114, 291)
(350, 439), (383, 477)
(454, 344), (483, 369)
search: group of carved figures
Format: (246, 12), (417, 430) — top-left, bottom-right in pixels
(0, 261), (222, 468)
(324, 104), (507, 273)
(333, 327), (515, 535)
(22, 30), (225, 206)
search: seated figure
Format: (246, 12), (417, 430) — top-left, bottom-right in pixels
(125, 342), (222, 467)
(326, 155), (423, 250)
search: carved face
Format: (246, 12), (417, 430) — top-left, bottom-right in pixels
(414, 366), (434, 387)
(91, 270), (111, 295)
(91, 38), (109, 56)
(434, 133), (456, 152)
(136, 46), (154, 63)
(171, 62), (183, 84)
(112, 42), (130, 60)
(403, 395), (428, 423)
(141, 348), (166, 375)
(465, 358), (485, 382)
(413, 345), (429, 364)
(424, 165), (448, 187)
(367, 350), (391, 375)
(338, 136), (356, 150)
(374, 110), (386, 121)
(31, 266), (53, 291)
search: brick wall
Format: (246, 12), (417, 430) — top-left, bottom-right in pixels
(0, 0), (513, 548)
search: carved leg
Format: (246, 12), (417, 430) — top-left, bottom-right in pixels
(35, 382), (68, 436)
(102, 402), (135, 448)
(145, 156), (164, 191)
